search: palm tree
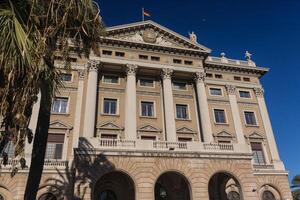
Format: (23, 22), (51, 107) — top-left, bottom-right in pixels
(292, 175), (300, 200)
(0, 0), (105, 199)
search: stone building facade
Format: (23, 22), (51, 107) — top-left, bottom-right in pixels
(0, 21), (292, 200)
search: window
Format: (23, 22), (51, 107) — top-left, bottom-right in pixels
(51, 97), (68, 113)
(244, 111), (257, 125)
(239, 91), (251, 98)
(103, 98), (117, 115)
(103, 75), (119, 84)
(115, 51), (125, 57)
(139, 79), (154, 87)
(243, 77), (250, 82)
(234, 76), (241, 81)
(102, 50), (112, 56)
(141, 136), (156, 140)
(173, 59), (182, 64)
(214, 109), (226, 123)
(176, 104), (189, 119)
(59, 73), (72, 81)
(210, 88), (222, 96)
(178, 137), (192, 142)
(184, 60), (193, 65)
(173, 82), (187, 90)
(45, 133), (64, 159)
(3, 141), (15, 158)
(251, 142), (266, 164)
(139, 54), (148, 60)
(151, 56), (160, 61)
(215, 74), (223, 79)
(101, 134), (117, 140)
(262, 191), (276, 200)
(141, 101), (154, 117)
(206, 73), (213, 78)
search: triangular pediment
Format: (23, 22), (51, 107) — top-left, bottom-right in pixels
(176, 126), (196, 134)
(247, 132), (264, 139)
(215, 131), (233, 138)
(106, 20), (211, 53)
(138, 124), (161, 132)
(49, 120), (73, 130)
(96, 122), (123, 130)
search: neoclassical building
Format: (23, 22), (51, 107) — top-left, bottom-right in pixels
(0, 21), (292, 200)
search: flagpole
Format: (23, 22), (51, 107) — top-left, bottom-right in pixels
(142, 7), (144, 21)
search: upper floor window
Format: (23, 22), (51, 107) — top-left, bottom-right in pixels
(239, 91), (251, 98)
(178, 137), (192, 142)
(103, 75), (119, 84)
(173, 59), (182, 64)
(141, 101), (154, 117)
(102, 50), (112, 56)
(51, 97), (68, 114)
(139, 79), (154, 87)
(3, 141), (15, 158)
(173, 82), (187, 90)
(250, 142), (266, 165)
(59, 73), (72, 82)
(176, 104), (189, 119)
(215, 74), (223, 79)
(45, 133), (64, 159)
(151, 56), (160, 61)
(206, 73), (213, 78)
(103, 98), (117, 115)
(214, 109), (226, 124)
(115, 51), (125, 57)
(139, 54), (148, 60)
(141, 135), (156, 141)
(243, 77), (250, 82)
(101, 134), (118, 140)
(184, 60), (193, 65)
(244, 111), (257, 125)
(210, 88), (222, 96)
(234, 76), (241, 81)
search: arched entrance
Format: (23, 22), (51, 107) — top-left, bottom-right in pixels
(94, 171), (135, 200)
(208, 172), (243, 200)
(155, 171), (191, 200)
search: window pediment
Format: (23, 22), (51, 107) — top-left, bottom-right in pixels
(247, 132), (265, 140)
(138, 124), (161, 133)
(96, 122), (123, 130)
(176, 126), (196, 134)
(49, 120), (72, 130)
(214, 131), (234, 138)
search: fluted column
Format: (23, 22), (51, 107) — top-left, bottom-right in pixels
(254, 88), (282, 166)
(72, 69), (85, 150)
(161, 68), (177, 142)
(226, 85), (245, 144)
(194, 72), (213, 142)
(83, 60), (100, 138)
(125, 64), (138, 140)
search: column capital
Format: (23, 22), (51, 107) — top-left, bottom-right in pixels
(254, 87), (264, 97)
(126, 64), (138, 76)
(161, 68), (173, 80)
(194, 72), (205, 83)
(225, 84), (236, 95)
(88, 60), (100, 72)
(78, 69), (85, 80)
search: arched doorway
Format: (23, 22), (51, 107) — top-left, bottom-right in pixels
(94, 171), (135, 200)
(208, 172), (243, 200)
(155, 171), (191, 200)
(262, 191), (276, 200)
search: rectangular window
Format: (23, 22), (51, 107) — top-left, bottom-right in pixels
(4, 141), (15, 158)
(151, 56), (160, 61)
(234, 76), (241, 81)
(184, 60), (193, 65)
(210, 88), (222, 96)
(173, 59), (182, 64)
(103, 75), (119, 84)
(214, 109), (226, 123)
(243, 77), (250, 82)
(251, 142), (266, 164)
(101, 134), (117, 140)
(239, 91), (251, 98)
(173, 82), (187, 90)
(115, 51), (125, 57)
(141, 101), (154, 117)
(139, 79), (154, 87)
(45, 143), (63, 159)
(178, 137), (192, 142)
(51, 97), (68, 113)
(59, 73), (72, 82)
(215, 74), (223, 79)
(244, 111), (257, 125)
(206, 73), (213, 78)
(139, 54), (148, 60)
(103, 98), (117, 115)
(141, 136), (156, 140)
(176, 104), (189, 119)
(102, 50), (112, 56)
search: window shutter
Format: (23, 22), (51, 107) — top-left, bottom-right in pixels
(47, 133), (65, 143)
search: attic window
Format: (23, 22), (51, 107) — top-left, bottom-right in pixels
(139, 55), (148, 60)
(184, 60), (193, 65)
(243, 77), (250, 82)
(115, 52), (125, 57)
(173, 59), (182, 64)
(215, 74), (223, 79)
(102, 50), (112, 56)
(234, 76), (241, 81)
(151, 56), (160, 61)
(206, 73), (213, 78)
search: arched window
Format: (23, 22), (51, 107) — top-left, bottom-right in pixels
(38, 193), (57, 200)
(100, 190), (117, 200)
(262, 191), (276, 200)
(228, 191), (240, 200)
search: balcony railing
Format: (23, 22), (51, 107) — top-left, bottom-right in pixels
(0, 158), (68, 169)
(203, 143), (234, 151)
(98, 139), (136, 149)
(153, 141), (187, 150)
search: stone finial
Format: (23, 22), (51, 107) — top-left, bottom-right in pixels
(220, 52), (226, 58)
(161, 68), (173, 80)
(194, 72), (205, 83)
(125, 64), (138, 76)
(220, 52), (228, 63)
(88, 60), (100, 72)
(189, 31), (197, 43)
(245, 51), (252, 61)
(225, 84), (236, 95)
(254, 87), (264, 97)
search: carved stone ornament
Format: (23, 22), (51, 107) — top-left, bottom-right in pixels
(254, 87), (264, 97)
(226, 85), (236, 95)
(142, 29), (157, 43)
(78, 69), (85, 80)
(88, 60), (100, 72)
(161, 68), (173, 79)
(126, 64), (138, 76)
(194, 72), (205, 83)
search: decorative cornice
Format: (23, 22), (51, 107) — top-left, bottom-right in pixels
(225, 84), (236, 95)
(254, 87), (264, 97)
(194, 72), (205, 83)
(161, 68), (173, 80)
(126, 64), (138, 76)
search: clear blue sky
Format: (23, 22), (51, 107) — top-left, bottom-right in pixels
(98, 0), (300, 181)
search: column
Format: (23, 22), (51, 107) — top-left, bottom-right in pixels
(161, 68), (177, 142)
(83, 60), (99, 138)
(226, 85), (245, 144)
(125, 64), (138, 140)
(254, 88), (282, 167)
(72, 69), (85, 150)
(194, 72), (213, 142)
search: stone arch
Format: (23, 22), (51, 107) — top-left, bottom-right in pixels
(93, 170), (135, 200)
(258, 184), (282, 200)
(37, 184), (62, 199)
(0, 185), (13, 200)
(256, 176), (291, 199)
(0, 175), (17, 195)
(154, 171), (192, 200)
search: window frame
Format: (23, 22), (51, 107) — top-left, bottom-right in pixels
(45, 142), (64, 160)
(250, 142), (266, 165)
(140, 100), (156, 118)
(59, 72), (73, 82)
(178, 137), (193, 142)
(102, 74), (120, 85)
(140, 135), (157, 141)
(243, 110), (258, 126)
(238, 89), (252, 99)
(51, 97), (69, 114)
(102, 97), (119, 115)
(209, 87), (223, 96)
(173, 81), (188, 91)
(138, 78), (155, 88)
(175, 104), (190, 120)
(213, 108), (228, 124)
